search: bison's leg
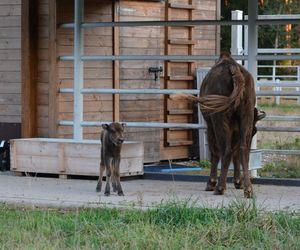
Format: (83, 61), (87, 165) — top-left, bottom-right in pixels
(96, 161), (105, 192)
(213, 120), (232, 195)
(215, 147), (232, 195)
(240, 144), (253, 198)
(104, 158), (112, 196)
(239, 118), (254, 198)
(112, 174), (117, 192)
(233, 148), (243, 189)
(205, 126), (219, 191)
(113, 158), (124, 196)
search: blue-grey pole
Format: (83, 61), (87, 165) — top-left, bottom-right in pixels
(248, 0), (258, 177)
(73, 0), (84, 139)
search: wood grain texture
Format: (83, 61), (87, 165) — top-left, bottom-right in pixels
(21, 0), (38, 137)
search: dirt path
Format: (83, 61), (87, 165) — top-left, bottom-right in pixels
(0, 175), (299, 211)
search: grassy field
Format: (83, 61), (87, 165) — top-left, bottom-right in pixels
(256, 103), (300, 178)
(0, 201), (299, 249)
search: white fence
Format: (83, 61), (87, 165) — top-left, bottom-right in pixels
(257, 65), (300, 105)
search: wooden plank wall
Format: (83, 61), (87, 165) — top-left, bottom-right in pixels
(36, 0), (50, 137)
(34, 0), (218, 162)
(56, 0), (113, 140)
(159, 0), (218, 160)
(0, 0), (21, 124)
(119, 0), (163, 162)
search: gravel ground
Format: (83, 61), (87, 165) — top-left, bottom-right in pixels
(0, 174), (299, 212)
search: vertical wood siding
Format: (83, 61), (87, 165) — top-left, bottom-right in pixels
(0, 0), (21, 123)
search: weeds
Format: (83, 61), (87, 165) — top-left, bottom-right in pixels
(258, 103), (299, 113)
(0, 200), (299, 249)
(259, 156), (300, 178)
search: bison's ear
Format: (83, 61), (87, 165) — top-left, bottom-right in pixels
(257, 110), (266, 121)
(102, 124), (109, 130)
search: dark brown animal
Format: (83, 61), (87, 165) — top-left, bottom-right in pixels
(96, 122), (126, 196)
(171, 52), (265, 198)
(206, 107), (266, 191)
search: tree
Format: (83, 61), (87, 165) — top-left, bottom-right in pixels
(221, 0), (300, 56)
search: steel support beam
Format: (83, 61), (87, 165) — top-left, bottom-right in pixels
(59, 88), (199, 95)
(59, 18), (300, 29)
(59, 54), (300, 61)
(73, 0), (84, 139)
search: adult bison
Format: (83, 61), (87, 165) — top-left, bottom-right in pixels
(171, 52), (265, 198)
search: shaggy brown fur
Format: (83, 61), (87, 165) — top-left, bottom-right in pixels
(171, 52), (265, 198)
(96, 122), (126, 196)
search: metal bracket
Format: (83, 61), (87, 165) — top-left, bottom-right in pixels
(148, 66), (163, 81)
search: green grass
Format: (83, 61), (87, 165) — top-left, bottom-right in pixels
(259, 156), (300, 178)
(257, 103), (299, 113)
(260, 137), (300, 150)
(0, 201), (299, 249)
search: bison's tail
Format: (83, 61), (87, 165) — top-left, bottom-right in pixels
(170, 64), (245, 114)
(169, 93), (200, 103)
(199, 65), (245, 113)
(229, 64), (245, 110)
(169, 93), (230, 113)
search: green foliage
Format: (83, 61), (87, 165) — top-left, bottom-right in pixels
(0, 201), (299, 249)
(259, 156), (300, 178)
(199, 160), (211, 168)
(258, 103), (299, 113)
(221, 0), (300, 54)
(260, 137), (300, 150)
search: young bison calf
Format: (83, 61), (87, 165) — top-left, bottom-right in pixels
(96, 122), (126, 196)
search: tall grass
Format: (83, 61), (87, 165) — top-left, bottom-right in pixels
(0, 200), (299, 249)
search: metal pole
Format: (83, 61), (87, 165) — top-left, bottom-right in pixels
(59, 120), (207, 129)
(196, 68), (210, 161)
(73, 0), (84, 139)
(231, 10), (243, 65)
(59, 88), (199, 95)
(59, 54), (300, 61)
(248, 0), (258, 178)
(297, 66), (300, 105)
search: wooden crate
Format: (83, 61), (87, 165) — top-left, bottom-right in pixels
(10, 138), (144, 177)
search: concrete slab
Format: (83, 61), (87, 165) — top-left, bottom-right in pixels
(0, 174), (299, 211)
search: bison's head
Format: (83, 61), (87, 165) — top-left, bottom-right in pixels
(102, 122), (126, 146)
(252, 108), (266, 136)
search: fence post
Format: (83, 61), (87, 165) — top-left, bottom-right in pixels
(196, 68), (210, 161)
(275, 78), (281, 105)
(231, 10), (243, 65)
(73, 0), (84, 139)
(297, 66), (300, 105)
(248, 1), (259, 178)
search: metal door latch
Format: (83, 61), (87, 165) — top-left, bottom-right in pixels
(148, 66), (163, 81)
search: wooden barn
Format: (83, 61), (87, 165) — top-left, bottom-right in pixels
(0, 0), (220, 165)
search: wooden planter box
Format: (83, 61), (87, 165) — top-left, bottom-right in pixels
(10, 138), (144, 177)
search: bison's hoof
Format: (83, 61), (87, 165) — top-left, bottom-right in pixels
(96, 185), (101, 192)
(244, 187), (253, 198)
(118, 191), (124, 196)
(234, 180), (244, 190)
(214, 186), (225, 195)
(205, 186), (215, 191)
(205, 180), (217, 191)
(104, 192), (110, 196)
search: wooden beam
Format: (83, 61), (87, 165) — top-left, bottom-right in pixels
(215, 0), (221, 55)
(168, 3), (196, 10)
(48, 0), (58, 137)
(21, 0), (38, 138)
(163, 0), (170, 147)
(113, 0), (120, 122)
